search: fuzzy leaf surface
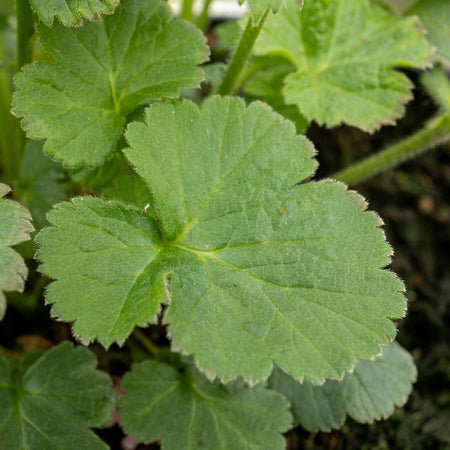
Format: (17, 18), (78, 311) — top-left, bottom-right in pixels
(37, 97), (406, 384)
(0, 184), (34, 320)
(256, 0), (432, 131)
(407, 0), (450, 64)
(270, 342), (417, 432)
(118, 359), (292, 449)
(29, 0), (118, 26)
(0, 342), (114, 449)
(13, 0), (208, 168)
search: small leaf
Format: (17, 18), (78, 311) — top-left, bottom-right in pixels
(269, 342), (417, 432)
(407, 0), (450, 64)
(29, 0), (119, 27)
(118, 358), (292, 449)
(13, 0), (209, 168)
(0, 341), (114, 449)
(37, 97), (406, 384)
(0, 184), (34, 320)
(256, 0), (433, 132)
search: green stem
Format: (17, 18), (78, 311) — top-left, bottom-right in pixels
(16, 0), (34, 69)
(217, 8), (270, 96)
(132, 329), (159, 355)
(196, 0), (213, 31)
(180, 0), (195, 22)
(331, 115), (450, 185)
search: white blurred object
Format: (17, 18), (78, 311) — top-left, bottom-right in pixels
(168, 0), (247, 19)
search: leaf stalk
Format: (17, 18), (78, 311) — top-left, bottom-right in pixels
(331, 115), (450, 185)
(217, 8), (270, 96)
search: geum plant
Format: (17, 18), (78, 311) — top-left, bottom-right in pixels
(0, 0), (449, 447)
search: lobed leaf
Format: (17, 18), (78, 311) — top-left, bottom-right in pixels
(118, 358), (292, 449)
(269, 341), (417, 432)
(0, 184), (34, 320)
(29, 0), (118, 27)
(37, 97), (407, 384)
(13, 0), (209, 168)
(0, 342), (114, 449)
(256, 0), (433, 132)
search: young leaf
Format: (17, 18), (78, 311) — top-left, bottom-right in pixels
(0, 184), (34, 320)
(0, 341), (114, 449)
(29, 0), (118, 27)
(36, 97), (406, 384)
(407, 0), (450, 64)
(13, 0), (209, 168)
(118, 359), (292, 449)
(269, 341), (417, 432)
(256, 0), (433, 132)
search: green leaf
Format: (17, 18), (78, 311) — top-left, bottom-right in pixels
(407, 0), (450, 64)
(37, 97), (406, 384)
(13, 0), (209, 168)
(269, 341), (417, 432)
(0, 184), (34, 320)
(256, 0), (433, 132)
(421, 65), (450, 113)
(0, 341), (114, 449)
(29, 0), (118, 27)
(118, 358), (292, 449)
(14, 141), (70, 229)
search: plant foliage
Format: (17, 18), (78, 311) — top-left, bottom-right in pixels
(269, 341), (417, 432)
(0, 0), (444, 447)
(119, 357), (292, 449)
(0, 184), (33, 320)
(29, 0), (119, 26)
(256, 0), (433, 131)
(13, 0), (209, 168)
(37, 97), (406, 384)
(0, 342), (114, 449)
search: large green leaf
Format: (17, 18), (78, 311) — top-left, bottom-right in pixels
(256, 0), (433, 132)
(0, 184), (33, 320)
(36, 97), (406, 384)
(407, 0), (450, 64)
(13, 0), (209, 168)
(29, 0), (118, 27)
(0, 342), (114, 449)
(118, 358), (292, 449)
(270, 341), (417, 432)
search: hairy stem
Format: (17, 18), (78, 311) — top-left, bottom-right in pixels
(180, 0), (195, 22)
(133, 329), (159, 355)
(217, 8), (270, 96)
(331, 115), (450, 185)
(196, 0), (213, 31)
